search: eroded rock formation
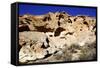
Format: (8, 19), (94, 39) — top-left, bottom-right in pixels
(19, 12), (96, 64)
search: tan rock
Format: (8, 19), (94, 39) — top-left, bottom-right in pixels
(19, 12), (96, 63)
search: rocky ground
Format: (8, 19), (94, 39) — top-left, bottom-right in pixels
(19, 12), (96, 64)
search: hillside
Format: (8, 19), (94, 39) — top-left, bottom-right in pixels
(19, 12), (96, 64)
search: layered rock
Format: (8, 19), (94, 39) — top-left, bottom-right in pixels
(19, 12), (96, 64)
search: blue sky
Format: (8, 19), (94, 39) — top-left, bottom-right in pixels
(19, 4), (97, 17)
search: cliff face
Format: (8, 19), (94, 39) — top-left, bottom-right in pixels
(19, 12), (96, 64)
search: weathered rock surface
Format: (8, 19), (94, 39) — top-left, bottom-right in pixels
(19, 12), (96, 64)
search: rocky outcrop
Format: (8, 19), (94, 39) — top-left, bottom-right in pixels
(19, 12), (96, 64)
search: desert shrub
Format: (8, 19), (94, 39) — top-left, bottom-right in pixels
(68, 44), (81, 53)
(79, 42), (96, 60)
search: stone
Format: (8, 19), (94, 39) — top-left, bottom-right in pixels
(19, 11), (96, 64)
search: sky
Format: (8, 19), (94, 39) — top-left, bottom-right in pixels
(19, 4), (97, 17)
